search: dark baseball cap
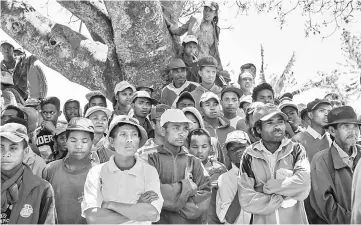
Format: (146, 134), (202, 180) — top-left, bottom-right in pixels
(221, 86), (243, 99)
(150, 104), (171, 121)
(307, 98), (331, 112)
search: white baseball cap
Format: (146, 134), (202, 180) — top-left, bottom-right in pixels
(182, 35), (198, 45)
(114, 81), (136, 95)
(160, 109), (192, 127)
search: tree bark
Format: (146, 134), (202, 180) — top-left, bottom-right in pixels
(104, 0), (175, 99)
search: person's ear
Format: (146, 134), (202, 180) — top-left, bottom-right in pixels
(160, 126), (166, 137)
(308, 112), (313, 120)
(328, 126), (336, 138)
(108, 137), (114, 148)
(23, 145), (29, 158)
(255, 125), (261, 135)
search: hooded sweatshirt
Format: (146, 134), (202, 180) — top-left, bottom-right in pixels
(191, 84), (222, 111)
(63, 99), (82, 122)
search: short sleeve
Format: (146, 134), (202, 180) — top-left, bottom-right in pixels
(144, 164), (164, 222)
(81, 165), (104, 217)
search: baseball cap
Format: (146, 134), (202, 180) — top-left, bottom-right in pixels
(279, 98), (298, 113)
(160, 109), (192, 127)
(300, 108), (308, 120)
(224, 130), (251, 146)
(0, 40), (15, 48)
(25, 98), (41, 107)
(85, 106), (112, 119)
(136, 80), (154, 92)
(54, 122), (68, 137)
(1, 71), (14, 85)
(221, 86), (243, 99)
(0, 123), (29, 143)
(198, 56), (218, 68)
(66, 117), (95, 133)
(130, 91), (158, 105)
(307, 98), (331, 112)
(220, 70), (231, 82)
(86, 90), (106, 101)
(176, 91), (195, 104)
(203, 1), (219, 11)
(166, 58), (188, 71)
(107, 115), (148, 147)
(253, 103), (288, 123)
(150, 104), (171, 121)
(245, 102), (265, 115)
(182, 35), (198, 45)
(240, 95), (252, 108)
(200, 92), (220, 105)
(114, 81), (136, 95)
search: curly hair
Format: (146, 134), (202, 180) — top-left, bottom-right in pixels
(252, 82), (274, 102)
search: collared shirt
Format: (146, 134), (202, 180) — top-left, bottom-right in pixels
(216, 164), (251, 224)
(333, 141), (358, 168)
(81, 155), (163, 224)
(306, 126), (328, 140)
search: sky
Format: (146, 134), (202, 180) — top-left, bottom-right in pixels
(1, 0), (360, 117)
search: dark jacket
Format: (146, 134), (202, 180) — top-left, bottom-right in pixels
(309, 144), (361, 224)
(9, 164), (57, 224)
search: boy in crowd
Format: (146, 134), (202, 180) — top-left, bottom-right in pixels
(1, 123), (57, 224)
(43, 117), (97, 224)
(309, 106), (361, 224)
(36, 96), (62, 159)
(221, 86), (243, 129)
(86, 91), (108, 108)
(113, 81), (136, 116)
(136, 80), (154, 97)
(179, 35), (200, 83)
(1, 105), (25, 124)
(160, 58), (198, 107)
(148, 109), (211, 223)
(239, 103), (310, 224)
(238, 63), (256, 96)
(216, 130), (252, 224)
(200, 92), (235, 146)
(63, 99), (82, 122)
(82, 116), (163, 224)
(252, 82), (274, 104)
(191, 56), (222, 110)
(175, 91), (196, 110)
(187, 128), (227, 224)
(131, 91), (158, 139)
(46, 123), (68, 164)
(137, 104), (171, 162)
(279, 97), (303, 133)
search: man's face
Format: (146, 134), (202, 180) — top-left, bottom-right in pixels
(1, 109), (19, 124)
(184, 42), (198, 57)
(65, 101), (79, 121)
(309, 104), (332, 127)
(330, 123), (360, 147)
(201, 98), (220, 119)
(89, 97), (106, 108)
(256, 89), (274, 104)
(1, 137), (27, 171)
(221, 92), (240, 114)
(88, 111), (108, 134)
(177, 98), (195, 110)
(110, 124), (140, 156)
(170, 68), (187, 87)
(162, 122), (189, 147)
(226, 142), (249, 165)
(189, 135), (211, 163)
(41, 104), (61, 122)
(132, 97), (152, 118)
(55, 133), (67, 152)
(282, 106), (300, 127)
(185, 113), (200, 131)
(239, 75), (254, 92)
(1, 44), (14, 59)
(258, 115), (286, 143)
(116, 88), (133, 106)
(66, 131), (93, 160)
(199, 66), (217, 85)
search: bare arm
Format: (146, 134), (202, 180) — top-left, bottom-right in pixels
(84, 207), (130, 224)
(104, 202), (159, 222)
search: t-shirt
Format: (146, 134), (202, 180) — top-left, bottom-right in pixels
(1, 205), (11, 224)
(228, 116), (242, 129)
(42, 159), (94, 224)
(35, 127), (55, 159)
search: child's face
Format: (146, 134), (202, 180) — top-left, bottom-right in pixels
(89, 97), (106, 108)
(132, 98), (152, 118)
(163, 122), (189, 147)
(56, 133), (67, 152)
(65, 101), (80, 121)
(184, 42), (198, 57)
(227, 142), (249, 165)
(199, 66), (217, 85)
(185, 113), (200, 131)
(177, 98), (195, 110)
(201, 99), (220, 119)
(1, 137), (28, 171)
(88, 111), (108, 134)
(66, 131), (93, 160)
(110, 124), (140, 156)
(221, 92), (240, 114)
(189, 135), (211, 163)
(41, 103), (61, 122)
(116, 88), (133, 106)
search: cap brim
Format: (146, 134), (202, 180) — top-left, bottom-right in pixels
(222, 87), (243, 98)
(66, 127), (94, 133)
(312, 101), (331, 110)
(200, 97), (220, 105)
(279, 103), (298, 112)
(115, 85), (136, 95)
(136, 87), (154, 92)
(166, 66), (190, 71)
(54, 128), (67, 137)
(85, 108), (112, 119)
(0, 132), (26, 143)
(260, 111), (288, 122)
(323, 119), (361, 128)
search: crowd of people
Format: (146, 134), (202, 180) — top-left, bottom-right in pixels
(1, 1), (361, 225)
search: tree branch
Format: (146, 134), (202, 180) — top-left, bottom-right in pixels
(1, 0), (117, 99)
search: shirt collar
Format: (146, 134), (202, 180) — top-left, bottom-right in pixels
(231, 163), (239, 175)
(306, 126), (327, 140)
(333, 141), (357, 159)
(107, 155), (142, 176)
(258, 138), (291, 155)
